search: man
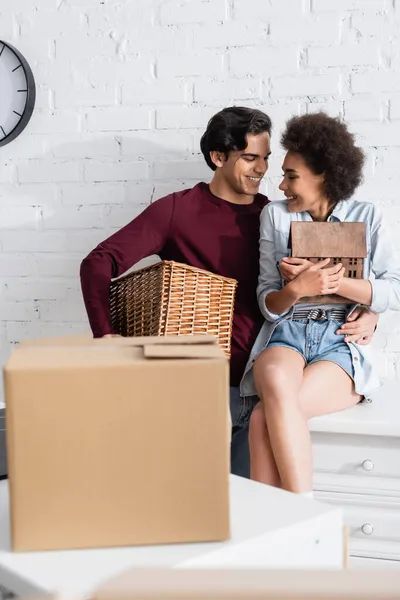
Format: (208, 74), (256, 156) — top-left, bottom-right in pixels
(80, 107), (377, 478)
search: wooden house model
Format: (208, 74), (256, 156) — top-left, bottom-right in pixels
(289, 221), (367, 304)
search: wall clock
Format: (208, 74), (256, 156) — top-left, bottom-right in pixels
(0, 40), (36, 147)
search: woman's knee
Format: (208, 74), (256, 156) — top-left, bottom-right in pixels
(254, 361), (292, 398)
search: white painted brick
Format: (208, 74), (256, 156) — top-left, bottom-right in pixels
(20, 8), (85, 35)
(156, 105), (217, 129)
(85, 2), (154, 32)
(122, 81), (188, 105)
(85, 108), (151, 132)
(270, 15), (340, 46)
(17, 160), (81, 184)
(0, 255), (36, 277)
(193, 21), (268, 48)
(353, 177), (400, 202)
(351, 12), (397, 37)
(28, 111), (81, 135)
(152, 160), (211, 180)
(157, 52), (224, 77)
(386, 326), (400, 353)
(42, 205), (105, 230)
(120, 131), (194, 155)
(307, 101), (343, 118)
(0, 206), (41, 229)
(345, 98), (383, 120)
(390, 97), (400, 120)
(61, 183), (125, 205)
(56, 34), (116, 61)
(159, 0), (226, 25)
(194, 79), (262, 103)
(234, 0), (305, 20)
(54, 84), (117, 109)
(0, 184), (57, 206)
(1, 12), (16, 37)
(1, 231), (67, 253)
(1, 0), (54, 12)
(4, 279), (75, 302)
(230, 46), (298, 77)
(262, 102), (302, 132)
(81, 56), (156, 85)
(351, 121), (400, 146)
(15, 36), (54, 64)
(312, 0), (385, 11)
(122, 26), (193, 54)
(39, 299), (87, 322)
(66, 230), (112, 253)
(84, 160), (150, 182)
(5, 321), (87, 344)
(152, 182), (195, 198)
(271, 72), (341, 98)
(0, 163), (16, 184)
(52, 135), (121, 159)
(34, 86), (53, 111)
(105, 204), (149, 228)
(123, 183), (155, 205)
(308, 43), (379, 67)
(34, 254), (82, 278)
(372, 348), (397, 380)
(0, 302), (38, 322)
(374, 148), (400, 172)
(6, 135), (48, 160)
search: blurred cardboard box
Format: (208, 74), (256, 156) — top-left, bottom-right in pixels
(0, 407), (6, 479)
(4, 334), (230, 552)
(95, 568), (400, 600)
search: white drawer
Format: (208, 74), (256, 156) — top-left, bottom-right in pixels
(312, 431), (400, 496)
(349, 556), (400, 570)
(316, 492), (400, 561)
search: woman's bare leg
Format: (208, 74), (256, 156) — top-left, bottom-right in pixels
(249, 402), (281, 487)
(298, 360), (361, 419)
(253, 347), (310, 493)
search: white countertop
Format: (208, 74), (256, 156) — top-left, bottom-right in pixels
(0, 476), (342, 598)
(309, 381), (399, 437)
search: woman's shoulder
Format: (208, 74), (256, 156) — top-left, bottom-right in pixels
(265, 199), (290, 213)
(344, 199), (383, 224)
(261, 200), (290, 220)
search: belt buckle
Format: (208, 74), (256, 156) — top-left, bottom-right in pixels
(309, 308), (328, 321)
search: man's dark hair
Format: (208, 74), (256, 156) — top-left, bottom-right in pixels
(200, 107), (272, 171)
(281, 112), (365, 205)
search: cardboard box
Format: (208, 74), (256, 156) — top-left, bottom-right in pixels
(0, 407), (6, 479)
(4, 334), (230, 552)
(95, 568), (400, 600)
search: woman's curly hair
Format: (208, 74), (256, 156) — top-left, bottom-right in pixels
(281, 112), (365, 205)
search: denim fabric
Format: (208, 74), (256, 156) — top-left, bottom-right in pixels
(229, 386), (259, 479)
(266, 315), (354, 380)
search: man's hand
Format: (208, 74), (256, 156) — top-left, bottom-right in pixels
(336, 307), (379, 344)
(279, 257), (314, 282)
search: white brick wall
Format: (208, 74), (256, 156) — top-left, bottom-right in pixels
(1, 0), (400, 404)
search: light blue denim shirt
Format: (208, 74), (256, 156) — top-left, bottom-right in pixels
(240, 199), (400, 398)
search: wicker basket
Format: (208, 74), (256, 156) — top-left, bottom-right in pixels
(109, 260), (237, 356)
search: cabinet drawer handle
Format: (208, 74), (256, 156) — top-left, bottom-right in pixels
(362, 460), (374, 472)
(361, 523), (374, 536)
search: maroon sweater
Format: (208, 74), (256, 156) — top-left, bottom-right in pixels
(80, 182), (269, 386)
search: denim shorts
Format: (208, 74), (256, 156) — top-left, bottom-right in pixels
(266, 315), (355, 381)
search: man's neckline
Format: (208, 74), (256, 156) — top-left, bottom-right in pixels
(202, 182), (267, 210)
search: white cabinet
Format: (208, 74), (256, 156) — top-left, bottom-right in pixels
(310, 381), (400, 566)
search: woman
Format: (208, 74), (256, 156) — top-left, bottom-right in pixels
(240, 112), (400, 497)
